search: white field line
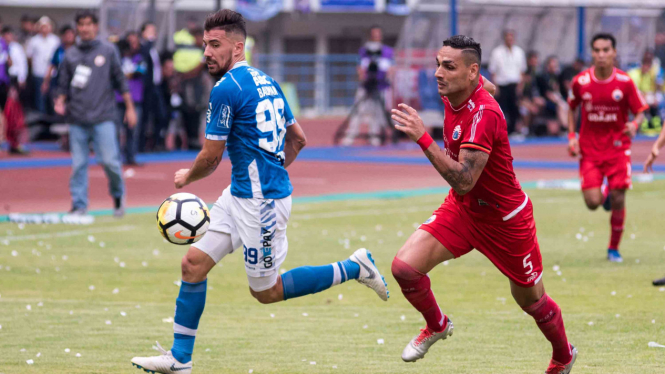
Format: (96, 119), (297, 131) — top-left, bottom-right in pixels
(291, 205), (435, 221)
(0, 224), (137, 242)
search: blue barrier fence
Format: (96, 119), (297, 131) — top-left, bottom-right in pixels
(255, 54), (360, 112)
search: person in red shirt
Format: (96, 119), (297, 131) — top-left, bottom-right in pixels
(567, 33), (647, 263)
(390, 35), (576, 374)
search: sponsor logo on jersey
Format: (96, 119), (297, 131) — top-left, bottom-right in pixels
(467, 99), (475, 111)
(612, 89), (623, 102)
(588, 111), (618, 122)
(582, 92), (592, 101)
(218, 104), (231, 128)
(452, 125), (462, 141)
(578, 73), (590, 85)
(526, 271), (539, 284)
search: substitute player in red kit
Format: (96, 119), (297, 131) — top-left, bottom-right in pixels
(567, 33), (647, 263)
(390, 35), (576, 374)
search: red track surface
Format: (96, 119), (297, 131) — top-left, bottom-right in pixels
(1, 118), (660, 214)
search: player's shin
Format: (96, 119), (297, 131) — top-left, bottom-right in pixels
(391, 257), (446, 332)
(522, 293), (572, 365)
(280, 259), (360, 300)
(609, 208), (625, 250)
(171, 279), (207, 364)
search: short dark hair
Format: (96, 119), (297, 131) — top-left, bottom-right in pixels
(591, 33), (616, 49)
(59, 25), (73, 35)
(140, 21), (154, 34)
(527, 50), (539, 59)
(1, 26), (12, 35)
(75, 10), (98, 25)
(203, 9), (246, 39)
(442, 35), (482, 65)
(20, 15), (32, 23)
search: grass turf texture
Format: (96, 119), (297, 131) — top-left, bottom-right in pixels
(1, 181), (665, 373)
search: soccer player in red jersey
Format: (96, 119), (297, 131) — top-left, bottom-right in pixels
(390, 35), (576, 374)
(567, 33), (647, 263)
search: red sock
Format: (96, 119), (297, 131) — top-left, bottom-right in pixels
(522, 294), (572, 364)
(609, 208), (625, 250)
(391, 257), (446, 332)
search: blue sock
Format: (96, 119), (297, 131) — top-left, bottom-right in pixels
(171, 279), (207, 363)
(281, 259), (360, 300)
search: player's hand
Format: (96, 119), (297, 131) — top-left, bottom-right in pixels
(391, 103), (426, 142)
(54, 99), (66, 116)
(568, 137), (579, 157)
(125, 107), (138, 129)
(40, 80), (49, 94)
(644, 147), (659, 173)
(174, 169), (190, 189)
(623, 121), (638, 138)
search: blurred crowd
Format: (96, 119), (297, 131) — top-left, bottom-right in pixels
(0, 14), (242, 162)
(488, 30), (664, 139)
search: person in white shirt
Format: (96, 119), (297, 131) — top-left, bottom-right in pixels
(25, 16), (60, 113)
(489, 30), (526, 135)
(2, 27), (28, 88)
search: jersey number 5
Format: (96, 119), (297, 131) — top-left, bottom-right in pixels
(256, 98), (286, 153)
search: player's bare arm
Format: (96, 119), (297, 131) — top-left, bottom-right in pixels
(623, 111), (645, 138)
(482, 76), (496, 96)
(645, 124), (665, 172)
(283, 122), (307, 168)
(175, 139), (226, 188)
(567, 107), (578, 156)
(392, 103), (488, 195)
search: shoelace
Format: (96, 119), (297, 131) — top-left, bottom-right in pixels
(154, 341), (169, 356)
(414, 328), (434, 346)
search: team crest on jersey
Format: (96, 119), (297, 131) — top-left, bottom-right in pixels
(452, 125), (462, 141)
(218, 104), (231, 128)
(612, 89), (623, 102)
(578, 73), (591, 85)
(423, 215), (436, 225)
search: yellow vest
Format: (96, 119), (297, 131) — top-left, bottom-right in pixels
(173, 29), (203, 73)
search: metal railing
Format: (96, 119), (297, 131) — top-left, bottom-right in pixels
(255, 54), (360, 113)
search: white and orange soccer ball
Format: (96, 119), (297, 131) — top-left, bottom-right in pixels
(156, 193), (210, 245)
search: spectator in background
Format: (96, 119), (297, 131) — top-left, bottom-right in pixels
(559, 58), (584, 100)
(42, 25), (76, 99)
(54, 10), (136, 217)
(26, 16), (60, 113)
(536, 56), (567, 136)
(116, 31), (144, 166)
(0, 17), (11, 150)
(2, 27), (28, 90)
(161, 52), (188, 151)
(175, 27), (206, 150)
(489, 29), (526, 136)
(140, 22), (167, 152)
(628, 49), (662, 136)
(18, 15), (36, 45)
(342, 25), (394, 146)
(518, 51), (543, 134)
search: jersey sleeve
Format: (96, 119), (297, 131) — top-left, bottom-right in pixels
(626, 78), (649, 115)
(567, 76), (581, 110)
(274, 82), (296, 127)
(205, 82), (237, 141)
(459, 107), (499, 155)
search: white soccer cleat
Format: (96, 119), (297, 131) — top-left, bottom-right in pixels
(349, 248), (389, 301)
(131, 342), (192, 374)
(402, 319), (454, 362)
(545, 345), (578, 374)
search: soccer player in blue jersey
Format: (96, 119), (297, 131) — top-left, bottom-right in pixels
(131, 10), (388, 374)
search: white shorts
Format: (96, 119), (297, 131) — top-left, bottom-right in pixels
(193, 186), (291, 292)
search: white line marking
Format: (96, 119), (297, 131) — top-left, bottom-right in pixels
(0, 225), (137, 242)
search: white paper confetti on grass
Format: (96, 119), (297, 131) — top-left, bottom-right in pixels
(579, 227), (585, 233)
(649, 342), (665, 348)
(142, 262), (148, 267)
(588, 321), (594, 326)
(174, 280), (182, 287)
(26, 359), (34, 365)
(363, 325), (368, 329)
(120, 311), (127, 317)
(153, 249), (160, 256)
(105, 320), (112, 325)
(99, 242), (105, 248)
(114, 257), (120, 263)
(338, 294), (343, 300)
(20, 348), (26, 352)
(660, 287), (665, 292)
(26, 305), (31, 311)
(205, 348), (211, 352)
(556, 271), (562, 276)
(611, 291), (616, 296)
(75, 353), (81, 357)
(11, 250), (18, 257)
(65, 348), (70, 353)
(652, 320), (656, 324)
(87, 235), (95, 243)
(397, 231), (403, 237)
(89, 285), (95, 291)
(443, 261), (449, 266)
(332, 365), (338, 369)
(35, 268), (41, 274)
(302, 313), (308, 317)
(37, 302), (43, 307)
(36, 352), (41, 357)
(616, 314), (621, 318)
(69, 310), (73, 315)
(310, 361), (316, 365)
(112, 288), (119, 294)
(119, 262), (126, 268)
(400, 315), (406, 321)
(270, 314), (275, 318)
(162, 317), (174, 323)
(575, 233), (582, 240)
(635, 259), (640, 264)
(630, 234), (636, 239)
(354, 313), (359, 317)
(18, 223), (25, 230)
(377, 338), (385, 345)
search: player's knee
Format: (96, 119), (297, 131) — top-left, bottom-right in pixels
(391, 257), (424, 283)
(584, 198), (601, 210)
(250, 286), (281, 304)
(181, 255), (206, 282)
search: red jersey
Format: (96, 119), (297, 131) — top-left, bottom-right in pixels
(568, 67), (648, 160)
(441, 80), (527, 222)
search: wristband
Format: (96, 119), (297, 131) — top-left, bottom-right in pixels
(568, 132), (577, 141)
(417, 132), (434, 152)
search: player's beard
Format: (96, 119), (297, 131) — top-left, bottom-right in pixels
(207, 57), (233, 80)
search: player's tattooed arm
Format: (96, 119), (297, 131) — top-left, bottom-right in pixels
(175, 139), (226, 188)
(424, 146), (489, 195)
(284, 122), (307, 168)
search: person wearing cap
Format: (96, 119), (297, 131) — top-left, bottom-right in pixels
(25, 16), (60, 113)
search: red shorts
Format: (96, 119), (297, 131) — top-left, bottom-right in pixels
(420, 198), (543, 287)
(580, 153), (632, 190)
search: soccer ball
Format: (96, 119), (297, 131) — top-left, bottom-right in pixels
(156, 193), (210, 245)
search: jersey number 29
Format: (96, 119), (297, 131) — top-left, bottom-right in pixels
(256, 98), (286, 154)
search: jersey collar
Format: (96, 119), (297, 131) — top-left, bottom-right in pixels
(446, 80), (484, 112)
(230, 60), (249, 71)
(590, 66), (616, 84)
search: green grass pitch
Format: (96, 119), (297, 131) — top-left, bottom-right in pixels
(1, 181), (665, 373)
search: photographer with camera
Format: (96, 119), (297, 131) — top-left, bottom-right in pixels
(341, 26), (394, 146)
